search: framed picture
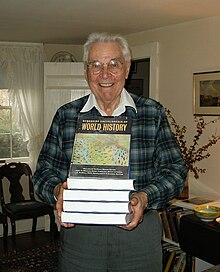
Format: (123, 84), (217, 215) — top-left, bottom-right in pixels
(194, 71), (220, 115)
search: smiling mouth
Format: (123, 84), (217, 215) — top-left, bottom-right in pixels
(99, 83), (114, 87)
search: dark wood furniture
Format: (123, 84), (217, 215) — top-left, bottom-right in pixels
(179, 213), (220, 271)
(0, 162), (55, 253)
(0, 212), (8, 255)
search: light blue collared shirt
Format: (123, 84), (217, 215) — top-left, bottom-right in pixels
(80, 89), (137, 116)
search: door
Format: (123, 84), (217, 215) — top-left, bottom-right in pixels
(44, 62), (90, 137)
(125, 58), (150, 98)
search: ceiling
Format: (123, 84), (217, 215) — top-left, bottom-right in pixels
(1, 0), (220, 45)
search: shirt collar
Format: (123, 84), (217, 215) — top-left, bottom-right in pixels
(80, 88), (137, 116)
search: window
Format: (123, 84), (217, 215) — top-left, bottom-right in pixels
(0, 89), (29, 160)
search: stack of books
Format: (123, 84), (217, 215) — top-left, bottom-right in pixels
(62, 178), (134, 224)
(160, 205), (193, 244)
(61, 116), (135, 225)
(163, 241), (186, 272)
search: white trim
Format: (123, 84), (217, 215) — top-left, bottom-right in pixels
(0, 41), (43, 46)
(131, 42), (159, 100)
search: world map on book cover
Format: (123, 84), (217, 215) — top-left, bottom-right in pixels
(69, 116), (132, 179)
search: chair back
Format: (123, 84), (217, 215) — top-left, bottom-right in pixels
(0, 162), (35, 207)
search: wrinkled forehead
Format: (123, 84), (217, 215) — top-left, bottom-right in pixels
(88, 41), (125, 62)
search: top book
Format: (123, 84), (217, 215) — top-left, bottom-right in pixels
(69, 116), (132, 179)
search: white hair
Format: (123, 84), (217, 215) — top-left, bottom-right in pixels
(83, 32), (131, 63)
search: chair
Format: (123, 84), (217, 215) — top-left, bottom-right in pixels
(0, 212), (8, 256)
(0, 162), (55, 253)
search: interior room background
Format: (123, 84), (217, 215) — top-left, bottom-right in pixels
(1, 15), (220, 237)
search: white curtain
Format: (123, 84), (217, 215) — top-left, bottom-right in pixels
(0, 43), (44, 171)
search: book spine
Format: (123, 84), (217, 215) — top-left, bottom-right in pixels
(166, 208), (183, 243)
(164, 251), (176, 272)
(160, 210), (172, 240)
(63, 189), (131, 202)
(63, 200), (130, 213)
(67, 178), (134, 190)
(175, 252), (186, 272)
(61, 211), (131, 225)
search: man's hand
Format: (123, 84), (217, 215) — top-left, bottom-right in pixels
(55, 181), (75, 228)
(120, 192), (148, 230)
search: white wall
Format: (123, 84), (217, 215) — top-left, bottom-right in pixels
(125, 16), (220, 198)
(44, 44), (83, 62)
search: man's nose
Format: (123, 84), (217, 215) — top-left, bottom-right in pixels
(101, 64), (111, 78)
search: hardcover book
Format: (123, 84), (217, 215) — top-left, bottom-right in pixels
(63, 200), (130, 213)
(62, 211), (131, 225)
(67, 178), (134, 191)
(63, 189), (132, 202)
(69, 116), (132, 179)
(62, 115), (135, 225)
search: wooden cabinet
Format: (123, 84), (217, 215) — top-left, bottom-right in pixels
(179, 214), (220, 271)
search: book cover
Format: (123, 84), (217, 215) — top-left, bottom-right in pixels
(63, 200), (130, 213)
(61, 211), (132, 225)
(69, 116), (132, 179)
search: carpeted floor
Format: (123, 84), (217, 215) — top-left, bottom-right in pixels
(0, 244), (59, 272)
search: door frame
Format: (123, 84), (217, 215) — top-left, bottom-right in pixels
(131, 42), (159, 100)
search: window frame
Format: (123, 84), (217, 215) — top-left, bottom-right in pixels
(0, 89), (29, 163)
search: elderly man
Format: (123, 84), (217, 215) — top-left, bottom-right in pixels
(33, 32), (187, 272)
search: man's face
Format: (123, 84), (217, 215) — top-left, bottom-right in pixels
(86, 42), (130, 108)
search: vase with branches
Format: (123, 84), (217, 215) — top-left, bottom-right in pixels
(165, 109), (220, 198)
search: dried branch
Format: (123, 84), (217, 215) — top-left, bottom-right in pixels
(165, 109), (220, 179)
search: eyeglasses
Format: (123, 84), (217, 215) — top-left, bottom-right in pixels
(87, 58), (124, 75)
